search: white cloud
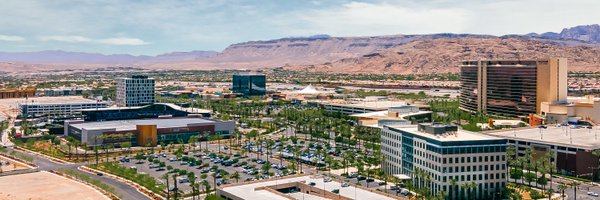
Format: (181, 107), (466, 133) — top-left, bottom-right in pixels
(294, 2), (471, 36)
(99, 37), (148, 45)
(39, 35), (92, 43)
(0, 34), (26, 42)
(38, 35), (148, 46)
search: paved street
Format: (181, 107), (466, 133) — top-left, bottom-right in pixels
(3, 147), (150, 200)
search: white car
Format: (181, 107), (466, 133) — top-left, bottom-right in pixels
(588, 192), (599, 197)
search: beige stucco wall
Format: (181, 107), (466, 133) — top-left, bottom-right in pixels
(536, 58), (567, 114)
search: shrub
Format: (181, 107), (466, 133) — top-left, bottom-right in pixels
(90, 162), (165, 195)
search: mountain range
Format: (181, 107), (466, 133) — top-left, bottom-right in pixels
(2, 24), (600, 74)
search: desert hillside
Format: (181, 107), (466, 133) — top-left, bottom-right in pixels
(284, 37), (600, 74)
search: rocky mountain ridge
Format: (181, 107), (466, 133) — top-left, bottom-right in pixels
(2, 25), (600, 73)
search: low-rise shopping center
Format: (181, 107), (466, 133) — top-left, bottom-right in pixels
(65, 117), (234, 147)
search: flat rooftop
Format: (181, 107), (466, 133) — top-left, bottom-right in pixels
(485, 126), (600, 150)
(79, 103), (211, 114)
(70, 118), (215, 131)
(0, 96), (102, 118)
(324, 101), (408, 110)
(2, 96), (98, 105)
(350, 110), (431, 119)
(220, 175), (397, 200)
(387, 125), (503, 142)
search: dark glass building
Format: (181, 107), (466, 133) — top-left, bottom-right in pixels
(80, 103), (210, 121)
(459, 59), (567, 117)
(232, 73), (266, 96)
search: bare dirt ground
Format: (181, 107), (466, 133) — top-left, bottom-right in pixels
(0, 155), (31, 172)
(0, 171), (110, 200)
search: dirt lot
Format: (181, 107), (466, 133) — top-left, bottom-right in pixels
(0, 171), (110, 200)
(0, 155), (31, 172)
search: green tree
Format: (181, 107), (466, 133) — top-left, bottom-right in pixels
(162, 173), (171, 200)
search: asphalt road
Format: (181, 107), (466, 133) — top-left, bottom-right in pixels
(8, 147), (151, 200)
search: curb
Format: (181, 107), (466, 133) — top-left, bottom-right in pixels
(50, 170), (118, 200)
(14, 146), (74, 165)
(79, 166), (164, 200)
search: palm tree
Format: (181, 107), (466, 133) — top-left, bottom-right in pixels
(82, 142), (88, 163)
(211, 172), (218, 194)
(507, 145), (516, 182)
(449, 178), (458, 199)
(94, 145), (100, 166)
(66, 137), (73, 159)
(380, 171), (389, 193)
(231, 171), (240, 183)
(325, 154), (333, 176)
(547, 188), (554, 200)
(293, 145), (302, 174)
(266, 139), (274, 162)
(172, 174), (179, 200)
(570, 181), (580, 200)
(203, 180), (211, 195)
(216, 133), (222, 154)
(162, 173), (170, 200)
(434, 191), (448, 200)
(277, 145), (284, 167)
(105, 144), (113, 163)
(412, 169), (422, 199)
(462, 181), (476, 200)
(558, 183), (567, 200)
(73, 140), (80, 161)
(187, 172), (197, 200)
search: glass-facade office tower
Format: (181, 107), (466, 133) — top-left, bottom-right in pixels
(381, 123), (507, 199)
(232, 73), (266, 96)
(459, 59), (567, 117)
(116, 75), (155, 107)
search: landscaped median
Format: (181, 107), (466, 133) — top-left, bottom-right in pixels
(52, 168), (120, 200)
(81, 163), (164, 200)
(0, 146), (34, 165)
(13, 145), (73, 164)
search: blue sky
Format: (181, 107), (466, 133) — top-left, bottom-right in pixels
(0, 0), (599, 55)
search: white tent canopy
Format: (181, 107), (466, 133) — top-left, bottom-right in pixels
(297, 85), (320, 94)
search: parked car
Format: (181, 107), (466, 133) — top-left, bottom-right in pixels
(96, 172), (103, 176)
(400, 189), (410, 196)
(323, 178), (332, 183)
(588, 192), (599, 197)
(341, 183), (350, 187)
(177, 177), (189, 183)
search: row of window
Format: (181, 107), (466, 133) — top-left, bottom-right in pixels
(443, 164), (506, 173)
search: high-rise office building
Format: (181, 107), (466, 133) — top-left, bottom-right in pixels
(381, 123), (507, 199)
(116, 75), (155, 107)
(232, 72), (266, 96)
(459, 58), (567, 117)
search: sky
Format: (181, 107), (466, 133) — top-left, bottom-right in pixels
(0, 0), (599, 55)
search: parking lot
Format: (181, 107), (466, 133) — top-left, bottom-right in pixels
(117, 149), (292, 194)
(109, 135), (409, 198)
